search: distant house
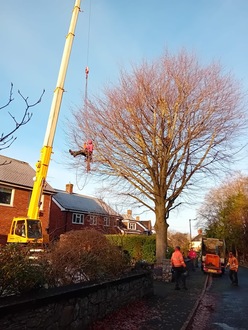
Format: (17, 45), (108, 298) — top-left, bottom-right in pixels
(48, 183), (123, 241)
(120, 209), (152, 235)
(0, 155), (54, 244)
(191, 229), (203, 252)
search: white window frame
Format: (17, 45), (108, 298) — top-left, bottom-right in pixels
(72, 213), (84, 224)
(128, 222), (136, 230)
(0, 186), (14, 206)
(104, 217), (110, 226)
(90, 215), (97, 225)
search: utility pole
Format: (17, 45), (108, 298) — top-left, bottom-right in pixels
(189, 218), (197, 246)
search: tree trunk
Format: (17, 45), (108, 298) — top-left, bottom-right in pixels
(154, 206), (168, 264)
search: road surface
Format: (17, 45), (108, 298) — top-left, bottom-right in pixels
(189, 266), (248, 330)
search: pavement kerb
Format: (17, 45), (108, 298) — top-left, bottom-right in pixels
(180, 274), (210, 330)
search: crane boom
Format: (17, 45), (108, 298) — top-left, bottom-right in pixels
(7, 0), (82, 244)
(28, 0), (81, 219)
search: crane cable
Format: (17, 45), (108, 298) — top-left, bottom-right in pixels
(84, 0), (92, 174)
(84, 0), (92, 106)
(76, 0), (92, 190)
(85, 66), (89, 103)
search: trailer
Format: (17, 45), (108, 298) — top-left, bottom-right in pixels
(201, 237), (226, 274)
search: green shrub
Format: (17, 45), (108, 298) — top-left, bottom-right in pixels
(0, 230), (155, 298)
(0, 244), (46, 296)
(107, 235), (156, 263)
(44, 229), (130, 287)
(166, 246), (174, 259)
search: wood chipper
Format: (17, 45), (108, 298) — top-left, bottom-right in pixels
(201, 237), (226, 275)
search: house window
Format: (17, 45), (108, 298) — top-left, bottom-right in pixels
(90, 215), (97, 225)
(72, 213), (84, 224)
(104, 217), (110, 226)
(128, 222), (136, 230)
(0, 187), (14, 206)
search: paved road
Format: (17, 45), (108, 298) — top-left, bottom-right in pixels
(189, 266), (248, 330)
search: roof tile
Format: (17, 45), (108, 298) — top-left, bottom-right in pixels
(53, 189), (120, 216)
(0, 154), (54, 192)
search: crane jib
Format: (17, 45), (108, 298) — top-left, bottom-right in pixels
(7, 0), (82, 245)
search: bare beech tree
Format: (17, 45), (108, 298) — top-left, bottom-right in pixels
(0, 83), (45, 151)
(69, 50), (247, 263)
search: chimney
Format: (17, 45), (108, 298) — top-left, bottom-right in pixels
(127, 210), (132, 217)
(136, 216), (140, 221)
(66, 183), (73, 194)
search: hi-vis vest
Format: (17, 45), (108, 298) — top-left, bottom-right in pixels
(228, 257), (238, 271)
(171, 250), (186, 267)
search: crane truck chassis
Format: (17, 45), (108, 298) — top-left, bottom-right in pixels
(7, 0), (81, 246)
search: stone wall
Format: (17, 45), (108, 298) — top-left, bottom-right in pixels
(0, 271), (153, 329)
(153, 259), (173, 282)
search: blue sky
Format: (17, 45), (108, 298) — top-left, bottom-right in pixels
(1, 0), (248, 235)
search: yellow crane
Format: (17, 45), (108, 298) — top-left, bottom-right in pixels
(7, 0), (82, 244)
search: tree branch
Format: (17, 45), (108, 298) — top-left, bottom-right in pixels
(0, 85), (45, 150)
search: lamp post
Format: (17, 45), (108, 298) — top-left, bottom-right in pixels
(189, 218), (197, 246)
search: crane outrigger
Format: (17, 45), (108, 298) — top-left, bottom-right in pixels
(7, 0), (82, 244)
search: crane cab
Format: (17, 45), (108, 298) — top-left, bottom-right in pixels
(7, 218), (43, 244)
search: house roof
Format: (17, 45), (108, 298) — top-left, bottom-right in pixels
(122, 219), (150, 231)
(0, 154), (54, 193)
(192, 233), (203, 242)
(53, 189), (122, 217)
(139, 220), (152, 228)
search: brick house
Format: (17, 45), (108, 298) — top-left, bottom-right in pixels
(0, 154), (151, 243)
(0, 155), (54, 244)
(48, 183), (123, 241)
(121, 209), (153, 235)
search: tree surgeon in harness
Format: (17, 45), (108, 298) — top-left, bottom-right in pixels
(69, 139), (93, 161)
